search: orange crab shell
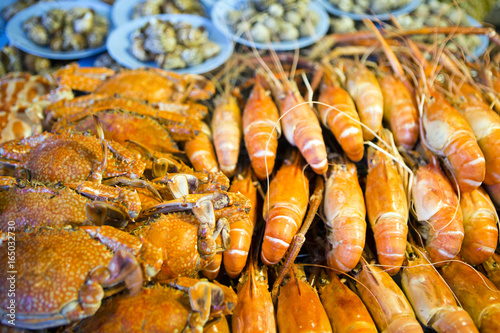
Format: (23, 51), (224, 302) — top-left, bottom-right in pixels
(0, 179), (88, 231)
(73, 285), (192, 332)
(93, 68), (215, 103)
(135, 213), (212, 282)
(0, 131), (146, 183)
(0, 228), (117, 329)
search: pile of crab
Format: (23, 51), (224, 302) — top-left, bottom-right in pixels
(0, 64), (254, 331)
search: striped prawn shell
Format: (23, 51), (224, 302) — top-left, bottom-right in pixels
(346, 63), (384, 141)
(223, 172), (257, 278)
(454, 97), (500, 186)
(324, 161), (366, 273)
(212, 94), (242, 178)
(423, 91), (485, 193)
(459, 187), (498, 265)
(185, 122), (219, 173)
(318, 76), (364, 162)
(380, 74), (419, 150)
(243, 75), (280, 180)
(412, 157), (464, 265)
(261, 154), (309, 265)
(278, 86), (327, 174)
(365, 146), (408, 275)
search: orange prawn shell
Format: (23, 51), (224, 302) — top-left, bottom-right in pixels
(277, 270), (332, 333)
(261, 156), (309, 265)
(459, 187), (498, 265)
(454, 96), (500, 186)
(318, 272), (377, 333)
(223, 172), (258, 278)
(365, 147), (408, 274)
(423, 91), (485, 193)
(185, 123), (220, 173)
(440, 260), (500, 332)
(324, 161), (366, 273)
(356, 262), (423, 333)
(412, 159), (464, 265)
(277, 85), (328, 174)
(212, 94), (242, 178)
(345, 63), (384, 141)
(401, 248), (478, 333)
(379, 74), (419, 149)
(243, 76), (280, 180)
(232, 265), (276, 333)
(318, 74), (364, 162)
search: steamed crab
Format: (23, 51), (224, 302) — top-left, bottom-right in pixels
(52, 63), (215, 102)
(45, 94), (207, 142)
(0, 130), (146, 183)
(85, 189), (233, 281)
(0, 176), (143, 231)
(0, 227), (144, 330)
(73, 278), (236, 333)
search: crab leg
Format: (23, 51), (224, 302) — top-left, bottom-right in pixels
(142, 192), (230, 216)
(67, 181), (141, 220)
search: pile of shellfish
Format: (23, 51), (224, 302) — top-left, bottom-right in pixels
(1, 7), (500, 333)
(22, 7), (109, 51)
(226, 0), (320, 43)
(130, 18), (221, 69)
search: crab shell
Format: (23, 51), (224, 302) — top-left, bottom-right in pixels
(46, 95), (204, 142)
(73, 280), (236, 333)
(93, 68), (215, 102)
(0, 228), (143, 330)
(53, 64), (215, 102)
(0, 178), (88, 231)
(0, 131), (146, 183)
(133, 213), (215, 282)
(56, 108), (181, 154)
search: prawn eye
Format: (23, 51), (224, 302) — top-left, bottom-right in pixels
(493, 262), (498, 268)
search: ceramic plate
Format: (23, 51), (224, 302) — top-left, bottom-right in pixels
(5, 0), (111, 60)
(211, 0), (329, 51)
(106, 13), (233, 74)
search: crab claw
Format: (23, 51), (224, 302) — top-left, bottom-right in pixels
(85, 202), (128, 227)
(189, 281), (214, 324)
(106, 250), (143, 296)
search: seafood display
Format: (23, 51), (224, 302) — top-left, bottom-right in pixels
(130, 18), (221, 69)
(225, 0), (320, 43)
(21, 7), (109, 51)
(3, 1), (500, 331)
(132, 0), (205, 18)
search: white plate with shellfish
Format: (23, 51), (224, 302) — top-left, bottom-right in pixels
(318, 0), (421, 21)
(211, 0), (330, 51)
(5, 0), (111, 60)
(106, 13), (234, 74)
